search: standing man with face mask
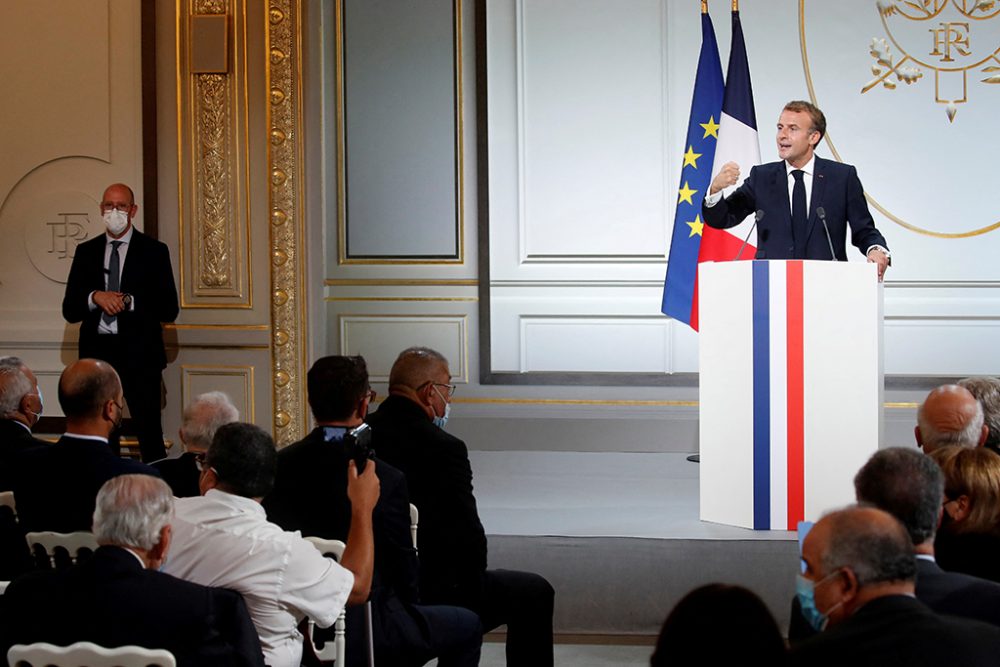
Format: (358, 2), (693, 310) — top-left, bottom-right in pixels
(62, 183), (179, 461)
(368, 346), (555, 666)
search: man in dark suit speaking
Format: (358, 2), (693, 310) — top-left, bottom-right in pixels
(62, 183), (179, 461)
(703, 100), (891, 280)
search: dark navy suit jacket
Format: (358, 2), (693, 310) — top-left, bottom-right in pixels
(703, 156), (888, 261)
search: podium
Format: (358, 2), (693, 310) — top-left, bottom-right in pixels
(698, 260), (883, 530)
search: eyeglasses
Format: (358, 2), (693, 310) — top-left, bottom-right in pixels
(366, 389), (377, 402)
(193, 452), (207, 472)
(100, 203), (132, 213)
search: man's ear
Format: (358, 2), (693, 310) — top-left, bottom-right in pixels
(914, 426), (923, 448)
(199, 467), (219, 496)
(838, 567), (860, 604)
(979, 425), (989, 447)
(148, 524), (171, 569)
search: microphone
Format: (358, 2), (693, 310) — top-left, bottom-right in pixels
(735, 210), (764, 261)
(816, 206), (836, 260)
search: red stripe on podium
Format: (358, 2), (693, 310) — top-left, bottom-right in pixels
(786, 261), (805, 530)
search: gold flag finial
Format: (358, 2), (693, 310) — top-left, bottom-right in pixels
(701, 0), (708, 13)
(732, 0), (739, 11)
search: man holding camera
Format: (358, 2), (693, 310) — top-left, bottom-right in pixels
(264, 355), (482, 667)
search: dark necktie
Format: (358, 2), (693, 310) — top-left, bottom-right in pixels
(791, 169), (807, 258)
(102, 240), (124, 325)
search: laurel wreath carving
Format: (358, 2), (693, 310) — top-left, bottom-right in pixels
(867, 38), (923, 90)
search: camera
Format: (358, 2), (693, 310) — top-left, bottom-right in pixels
(344, 423), (373, 473)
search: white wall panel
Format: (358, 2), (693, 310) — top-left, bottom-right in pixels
(339, 314), (468, 383)
(521, 317), (669, 372)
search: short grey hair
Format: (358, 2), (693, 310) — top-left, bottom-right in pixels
(180, 391), (239, 451)
(0, 356), (32, 418)
(93, 475), (174, 551)
(854, 448), (944, 545)
(917, 387), (985, 450)
(959, 377), (1000, 452)
(820, 506), (916, 586)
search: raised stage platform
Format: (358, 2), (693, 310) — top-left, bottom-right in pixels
(469, 451), (799, 636)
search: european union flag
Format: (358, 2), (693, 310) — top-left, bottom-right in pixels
(661, 10), (724, 329)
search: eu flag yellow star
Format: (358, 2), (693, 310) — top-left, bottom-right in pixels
(677, 181), (697, 206)
(700, 115), (720, 139)
(682, 145), (702, 169)
(686, 215), (704, 237)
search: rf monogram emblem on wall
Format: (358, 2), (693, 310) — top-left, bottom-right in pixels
(864, 0), (1000, 121)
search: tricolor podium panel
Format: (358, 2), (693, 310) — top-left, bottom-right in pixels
(698, 260), (883, 530)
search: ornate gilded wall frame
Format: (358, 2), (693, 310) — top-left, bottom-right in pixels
(266, 0), (308, 444)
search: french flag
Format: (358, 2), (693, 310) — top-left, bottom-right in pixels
(691, 10), (760, 330)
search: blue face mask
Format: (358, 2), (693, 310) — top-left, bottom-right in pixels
(796, 572), (843, 632)
(432, 402), (451, 429)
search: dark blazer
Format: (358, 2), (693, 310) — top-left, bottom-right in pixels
(62, 229), (179, 370)
(789, 595), (1000, 667)
(703, 156), (888, 261)
(789, 558), (1000, 643)
(0, 419), (49, 492)
(151, 452), (201, 498)
(0, 545), (264, 667)
(934, 528), (1000, 584)
(11, 435), (159, 533)
(367, 396), (488, 601)
(264, 427), (433, 665)
(915, 557), (1000, 626)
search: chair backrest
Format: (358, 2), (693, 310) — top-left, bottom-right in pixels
(0, 491), (15, 519)
(409, 503), (418, 551)
(25, 531), (99, 566)
(304, 537), (347, 664)
(7, 641), (176, 667)
(0, 581), (9, 595)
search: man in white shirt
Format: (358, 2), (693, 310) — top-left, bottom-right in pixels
(164, 422), (378, 667)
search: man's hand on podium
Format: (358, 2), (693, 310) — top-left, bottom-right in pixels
(867, 248), (890, 282)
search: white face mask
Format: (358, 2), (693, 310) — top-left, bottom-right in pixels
(103, 209), (130, 236)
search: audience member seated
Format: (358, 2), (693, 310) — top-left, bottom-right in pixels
(930, 445), (1000, 582)
(0, 357), (48, 579)
(12, 358), (158, 533)
(0, 474), (265, 667)
(650, 584), (785, 666)
(0, 356), (48, 491)
(916, 384), (988, 453)
(152, 391), (238, 497)
(959, 376), (1000, 456)
(367, 347), (555, 666)
(164, 422), (378, 667)
(791, 448), (1000, 642)
(264, 356), (482, 667)
(789, 506), (1000, 666)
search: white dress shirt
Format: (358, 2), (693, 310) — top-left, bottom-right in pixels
(88, 226), (135, 335)
(164, 489), (353, 667)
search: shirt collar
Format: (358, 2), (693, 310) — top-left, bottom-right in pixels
(106, 225), (135, 245)
(63, 432), (109, 444)
(204, 488), (266, 516)
(785, 154), (816, 178)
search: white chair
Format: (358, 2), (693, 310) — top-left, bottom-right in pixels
(0, 581), (9, 595)
(409, 503), (419, 551)
(7, 641), (175, 667)
(0, 491), (15, 519)
(25, 531), (99, 567)
(304, 537), (347, 665)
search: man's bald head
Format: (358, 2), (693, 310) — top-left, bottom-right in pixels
(59, 359), (121, 419)
(814, 506), (916, 586)
(388, 347), (450, 390)
(102, 183), (135, 207)
(916, 384), (986, 453)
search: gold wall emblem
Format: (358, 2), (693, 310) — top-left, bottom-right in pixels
(865, 0), (1000, 121)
